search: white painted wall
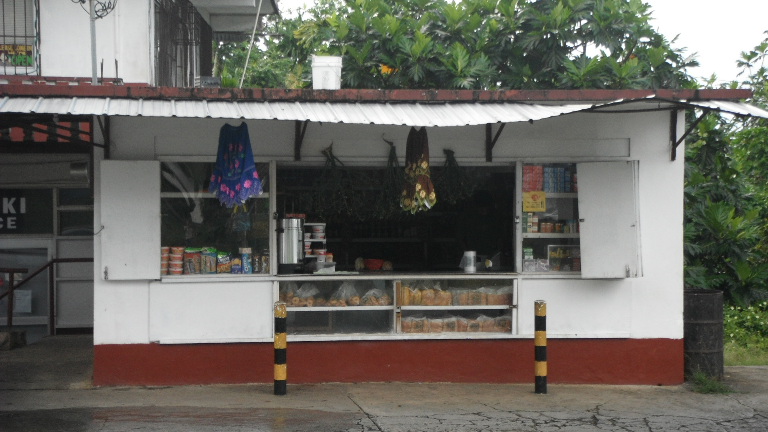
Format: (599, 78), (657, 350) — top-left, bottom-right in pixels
(94, 109), (684, 344)
(39, 1), (152, 83)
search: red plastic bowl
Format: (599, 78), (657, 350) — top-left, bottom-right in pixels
(364, 259), (384, 271)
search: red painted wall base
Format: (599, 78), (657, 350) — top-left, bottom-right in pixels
(93, 338), (683, 386)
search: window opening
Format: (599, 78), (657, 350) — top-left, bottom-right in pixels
(0, 0), (38, 75)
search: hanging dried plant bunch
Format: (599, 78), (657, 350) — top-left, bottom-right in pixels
(315, 143), (352, 217)
(401, 127), (436, 213)
(435, 148), (477, 205)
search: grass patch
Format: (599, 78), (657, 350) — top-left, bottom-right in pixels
(724, 300), (768, 366)
(725, 340), (768, 366)
(688, 371), (733, 394)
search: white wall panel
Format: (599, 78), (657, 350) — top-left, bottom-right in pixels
(149, 281), (274, 343)
(93, 280), (151, 344)
(39, 1), (151, 83)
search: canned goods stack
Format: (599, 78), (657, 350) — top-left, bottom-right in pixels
(160, 247), (170, 275)
(169, 246), (185, 275)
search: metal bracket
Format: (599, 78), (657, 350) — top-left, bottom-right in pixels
(485, 123), (506, 162)
(670, 110), (709, 161)
(294, 120), (309, 161)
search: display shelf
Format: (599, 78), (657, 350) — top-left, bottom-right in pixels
(522, 233), (579, 239)
(399, 305), (514, 311)
(279, 277), (517, 338)
(287, 306), (393, 312)
(160, 192), (269, 199)
(543, 192), (578, 198)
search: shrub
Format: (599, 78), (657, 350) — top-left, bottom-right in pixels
(724, 301), (768, 366)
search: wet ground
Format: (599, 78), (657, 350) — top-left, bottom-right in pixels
(1, 335), (767, 431)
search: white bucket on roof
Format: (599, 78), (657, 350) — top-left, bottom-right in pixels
(311, 55), (342, 90)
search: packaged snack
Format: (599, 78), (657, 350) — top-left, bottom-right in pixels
(201, 247), (217, 274)
(216, 252), (232, 273)
(230, 257), (242, 274)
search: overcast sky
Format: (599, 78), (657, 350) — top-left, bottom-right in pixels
(277, 0), (768, 85)
(644, 0), (768, 84)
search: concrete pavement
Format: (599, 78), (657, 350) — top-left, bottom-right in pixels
(1, 335), (767, 431)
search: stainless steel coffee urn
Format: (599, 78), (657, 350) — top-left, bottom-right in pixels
(278, 216), (304, 273)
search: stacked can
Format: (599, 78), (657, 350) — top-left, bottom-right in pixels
(169, 247), (185, 275)
(160, 247), (170, 275)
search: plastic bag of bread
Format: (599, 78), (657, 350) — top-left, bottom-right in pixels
(436, 289), (452, 306)
(410, 316), (427, 333)
(293, 283), (321, 307)
(428, 317), (444, 333)
(362, 288), (392, 306)
(451, 289), (469, 306)
(467, 289), (487, 305)
(400, 316), (429, 333)
(401, 316), (413, 333)
(478, 315), (496, 332)
(485, 286), (514, 305)
(398, 282), (411, 306)
(456, 316), (469, 332)
(329, 281), (360, 306)
(414, 280), (447, 306)
(442, 316), (458, 332)
(401, 316), (427, 333)
(279, 282), (299, 303)
(458, 316), (481, 332)
(495, 316), (512, 333)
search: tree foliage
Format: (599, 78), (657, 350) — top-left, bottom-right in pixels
(684, 33), (768, 305)
(217, 0), (696, 90)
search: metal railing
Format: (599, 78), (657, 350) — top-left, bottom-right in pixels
(1, 258), (94, 335)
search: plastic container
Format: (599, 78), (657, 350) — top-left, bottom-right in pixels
(240, 248), (252, 274)
(311, 55), (342, 90)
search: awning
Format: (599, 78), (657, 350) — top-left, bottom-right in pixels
(0, 97), (595, 127)
(0, 95), (766, 127)
(586, 97), (768, 119)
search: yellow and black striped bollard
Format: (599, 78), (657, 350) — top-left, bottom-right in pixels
(534, 300), (547, 394)
(274, 301), (287, 395)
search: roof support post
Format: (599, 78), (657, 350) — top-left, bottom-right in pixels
(485, 123), (506, 162)
(294, 120), (309, 161)
(670, 109), (709, 161)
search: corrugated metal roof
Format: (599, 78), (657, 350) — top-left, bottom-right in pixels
(0, 96), (593, 126)
(683, 100), (768, 118)
(1, 96), (766, 126)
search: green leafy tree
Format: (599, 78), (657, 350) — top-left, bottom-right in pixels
(684, 33), (768, 305)
(221, 0), (695, 90)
